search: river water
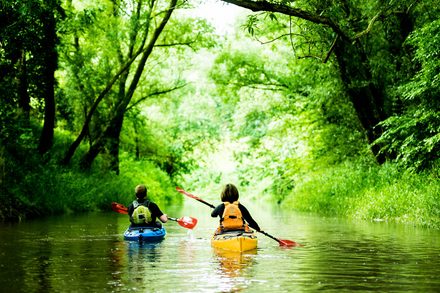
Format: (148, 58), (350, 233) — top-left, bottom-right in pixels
(1, 201), (439, 292)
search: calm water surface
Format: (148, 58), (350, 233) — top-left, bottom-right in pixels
(1, 202), (439, 292)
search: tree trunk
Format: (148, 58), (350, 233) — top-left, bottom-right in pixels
(217, 0), (415, 163)
(17, 50), (30, 122)
(79, 104), (124, 173)
(107, 114), (124, 174)
(333, 38), (386, 162)
(38, 9), (57, 155)
(78, 0), (177, 172)
(60, 43), (155, 165)
(79, 138), (104, 170)
(134, 122), (140, 160)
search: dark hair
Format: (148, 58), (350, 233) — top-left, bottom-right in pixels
(220, 184), (239, 203)
(135, 184), (147, 199)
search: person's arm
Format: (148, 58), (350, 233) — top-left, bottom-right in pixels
(159, 214), (168, 223)
(150, 202), (168, 223)
(211, 204), (224, 217)
(239, 204), (261, 231)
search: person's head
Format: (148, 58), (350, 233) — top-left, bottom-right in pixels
(135, 184), (147, 199)
(220, 183), (239, 203)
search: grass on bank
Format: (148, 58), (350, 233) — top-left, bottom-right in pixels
(285, 160), (440, 229)
(0, 144), (178, 222)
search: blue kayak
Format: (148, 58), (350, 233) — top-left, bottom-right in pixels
(123, 226), (166, 242)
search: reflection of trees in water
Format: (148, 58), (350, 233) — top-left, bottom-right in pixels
(34, 238), (53, 292)
(108, 240), (126, 287)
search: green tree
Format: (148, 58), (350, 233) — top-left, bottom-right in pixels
(217, 0), (439, 164)
(59, 0), (216, 173)
(210, 38), (366, 196)
(0, 0), (63, 155)
(374, 19), (440, 170)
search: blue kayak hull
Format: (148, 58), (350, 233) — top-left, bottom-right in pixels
(124, 226), (166, 242)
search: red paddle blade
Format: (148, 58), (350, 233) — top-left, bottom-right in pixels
(111, 202), (128, 214)
(279, 239), (302, 247)
(177, 216), (198, 229)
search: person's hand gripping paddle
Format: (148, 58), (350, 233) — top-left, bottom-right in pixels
(111, 202), (198, 229)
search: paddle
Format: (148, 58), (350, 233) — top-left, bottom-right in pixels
(175, 187), (301, 247)
(258, 230), (301, 247)
(111, 202), (198, 229)
(112, 202), (129, 214)
(175, 187), (215, 208)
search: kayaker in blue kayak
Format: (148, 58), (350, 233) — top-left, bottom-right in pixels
(211, 183), (261, 234)
(127, 184), (168, 228)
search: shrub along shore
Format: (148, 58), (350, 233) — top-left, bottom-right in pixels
(0, 153), (178, 222)
(284, 161), (440, 229)
(2, 151), (439, 231)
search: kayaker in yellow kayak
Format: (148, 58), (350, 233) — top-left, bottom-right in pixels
(127, 184), (168, 228)
(211, 183), (261, 234)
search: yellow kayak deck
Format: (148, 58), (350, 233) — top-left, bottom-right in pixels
(211, 230), (258, 252)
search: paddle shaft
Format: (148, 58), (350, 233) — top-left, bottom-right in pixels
(194, 198), (215, 209)
(176, 187), (300, 247)
(259, 230), (282, 244)
(112, 202), (182, 218)
(175, 187), (215, 208)
(111, 202), (197, 229)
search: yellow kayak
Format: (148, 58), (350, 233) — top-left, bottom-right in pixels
(211, 230), (258, 252)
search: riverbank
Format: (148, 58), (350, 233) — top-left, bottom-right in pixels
(284, 161), (440, 229)
(3, 143), (438, 230)
(0, 153), (178, 222)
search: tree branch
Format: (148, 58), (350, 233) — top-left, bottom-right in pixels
(353, 3), (398, 40)
(353, 10), (382, 39)
(224, 81), (288, 91)
(126, 82), (187, 111)
(220, 0), (348, 39)
(323, 35), (338, 63)
(155, 41), (196, 48)
(253, 33), (303, 44)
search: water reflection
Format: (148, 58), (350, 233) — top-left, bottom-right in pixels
(209, 248), (258, 292)
(213, 248), (257, 278)
(0, 207), (439, 292)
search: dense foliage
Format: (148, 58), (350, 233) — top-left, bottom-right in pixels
(374, 19), (440, 170)
(0, 0), (439, 227)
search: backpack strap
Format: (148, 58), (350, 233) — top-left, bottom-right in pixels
(133, 199), (150, 209)
(143, 200), (150, 208)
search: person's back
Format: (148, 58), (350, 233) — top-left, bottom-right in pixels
(128, 184), (168, 227)
(221, 201), (245, 230)
(130, 199), (153, 226)
(211, 184), (261, 233)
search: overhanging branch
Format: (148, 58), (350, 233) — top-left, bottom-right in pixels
(221, 0), (348, 39)
(126, 82), (187, 111)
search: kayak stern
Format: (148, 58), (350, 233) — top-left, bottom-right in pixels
(124, 226), (166, 242)
(211, 231), (257, 252)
